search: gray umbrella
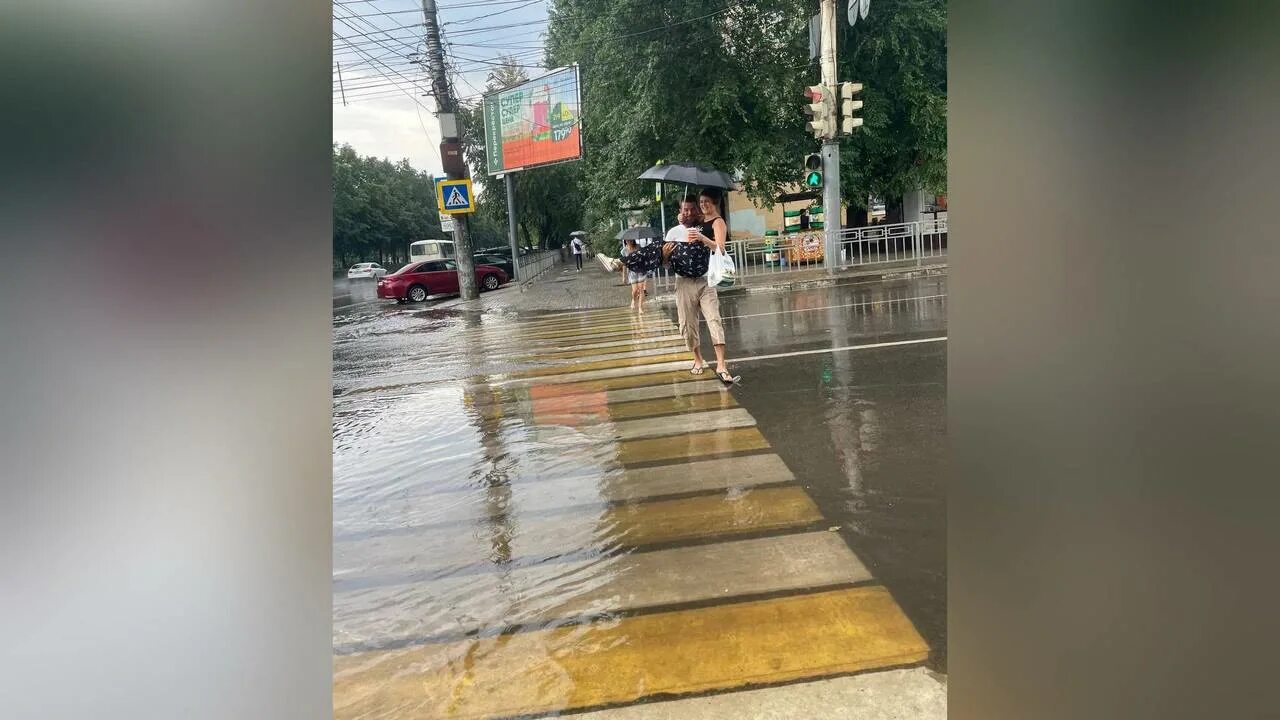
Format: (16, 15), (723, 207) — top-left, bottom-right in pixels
(615, 226), (661, 241)
(637, 162), (734, 189)
(569, 230), (589, 237)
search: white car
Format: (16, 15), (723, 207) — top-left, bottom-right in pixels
(347, 262), (387, 279)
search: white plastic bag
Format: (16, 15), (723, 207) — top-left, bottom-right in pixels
(706, 248), (737, 288)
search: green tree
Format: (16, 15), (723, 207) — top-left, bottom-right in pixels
(332, 143), (444, 270)
(459, 55), (587, 250)
(836, 0), (947, 221)
(543, 0), (945, 222)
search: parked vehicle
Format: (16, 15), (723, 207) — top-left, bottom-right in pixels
(477, 246), (533, 258)
(409, 239), (456, 263)
(377, 259), (509, 302)
(473, 253), (515, 278)
(347, 262), (387, 279)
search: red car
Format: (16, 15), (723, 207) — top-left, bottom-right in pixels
(377, 259), (509, 302)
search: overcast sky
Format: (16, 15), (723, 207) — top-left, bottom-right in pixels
(332, 0), (552, 176)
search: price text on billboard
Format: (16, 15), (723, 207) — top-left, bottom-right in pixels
(482, 66), (582, 175)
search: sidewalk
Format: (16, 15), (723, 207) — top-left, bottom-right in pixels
(439, 254), (949, 314)
(439, 256), (657, 313)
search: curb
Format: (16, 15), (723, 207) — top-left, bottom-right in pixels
(736, 263), (948, 295)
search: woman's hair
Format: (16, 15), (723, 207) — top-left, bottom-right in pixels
(623, 238), (638, 247)
(698, 187), (722, 204)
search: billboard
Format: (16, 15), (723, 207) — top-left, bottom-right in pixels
(482, 65), (582, 175)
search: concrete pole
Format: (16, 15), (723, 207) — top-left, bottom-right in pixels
(820, 0), (842, 274)
(505, 173), (520, 282)
(421, 0), (478, 299)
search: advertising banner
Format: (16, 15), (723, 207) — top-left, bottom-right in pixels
(483, 65), (582, 175)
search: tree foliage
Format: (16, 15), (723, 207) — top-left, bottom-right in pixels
(458, 55), (588, 250)
(543, 0), (945, 218)
(332, 143), (445, 269)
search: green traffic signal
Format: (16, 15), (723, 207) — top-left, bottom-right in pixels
(805, 170), (823, 188)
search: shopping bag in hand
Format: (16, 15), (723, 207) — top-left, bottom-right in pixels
(706, 248), (737, 288)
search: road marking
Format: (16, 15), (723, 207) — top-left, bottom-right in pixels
(497, 308), (658, 328)
(480, 326), (681, 350)
(498, 368), (705, 397)
(358, 452), (796, 517)
(513, 352), (694, 379)
(334, 532), (871, 650)
(451, 380), (727, 423)
(609, 453), (795, 500)
(499, 320), (676, 340)
(604, 379), (725, 403)
(607, 391), (737, 420)
(334, 486), (822, 585)
(716, 293), (948, 321)
(618, 426), (770, 465)
(530, 340), (687, 360)
(510, 333), (684, 354)
(729, 336), (947, 363)
(534, 407), (756, 442)
(333, 586), (929, 720)
(516, 344), (689, 366)
(567, 668), (947, 720)
(496, 360), (692, 387)
(608, 407), (755, 440)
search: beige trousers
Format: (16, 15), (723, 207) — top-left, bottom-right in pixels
(674, 275), (725, 350)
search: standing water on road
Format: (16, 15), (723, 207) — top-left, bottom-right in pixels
(333, 275), (947, 719)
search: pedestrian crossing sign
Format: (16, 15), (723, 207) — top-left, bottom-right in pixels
(436, 178), (475, 214)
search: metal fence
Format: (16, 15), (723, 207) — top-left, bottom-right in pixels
(649, 218), (947, 290)
(517, 249), (560, 284)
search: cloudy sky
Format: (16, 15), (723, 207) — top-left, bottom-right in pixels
(332, 0), (552, 175)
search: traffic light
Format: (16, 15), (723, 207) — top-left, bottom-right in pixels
(804, 153), (822, 188)
(802, 84), (835, 139)
(839, 82), (864, 135)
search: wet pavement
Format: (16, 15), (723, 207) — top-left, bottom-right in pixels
(332, 271), (947, 718)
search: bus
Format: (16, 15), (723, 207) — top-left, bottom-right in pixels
(408, 239), (456, 264)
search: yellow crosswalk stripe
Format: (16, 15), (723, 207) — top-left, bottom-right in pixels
(507, 309), (661, 329)
(553, 370), (704, 393)
(535, 339), (686, 360)
(607, 392), (738, 420)
(618, 426), (770, 465)
(333, 586), (929, 720)
(504, 321), (676, 341)
(606, 485), (821, 547)
(512, 352), (693, 379)
(333, 487), (823, 585)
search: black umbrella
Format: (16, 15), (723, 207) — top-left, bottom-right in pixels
(637, 162), (734, 189)
(615, 226), (661, 241)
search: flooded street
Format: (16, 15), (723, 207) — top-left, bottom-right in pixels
(332, 273), (947, 718)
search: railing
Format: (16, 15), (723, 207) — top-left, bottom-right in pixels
(517, 249), (560, 284)
(649, 219), (947, 290)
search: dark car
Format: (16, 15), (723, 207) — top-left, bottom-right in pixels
(478, 246), (534, 258)
(377, 259), (508, 302)
(474, 253), (515, 278)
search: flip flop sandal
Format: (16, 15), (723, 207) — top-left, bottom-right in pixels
(717, 370), (740, 385)
(690, 365), (706, 376)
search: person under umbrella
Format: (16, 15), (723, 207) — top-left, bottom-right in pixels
(600, 192), (738, 384)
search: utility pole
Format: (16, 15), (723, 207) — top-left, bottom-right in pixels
(819, 0), (842, 274)
(420, 0), (478, 300)
(504, 173), (520, 282)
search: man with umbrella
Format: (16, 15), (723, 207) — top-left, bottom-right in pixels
(599, 190), (738, 385)
(569, 231), (587, 271)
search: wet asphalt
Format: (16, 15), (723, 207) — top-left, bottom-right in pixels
(332, 272), (948, 716)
